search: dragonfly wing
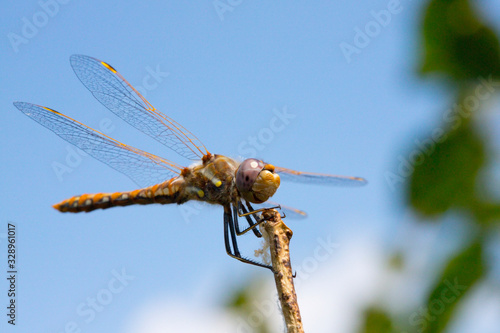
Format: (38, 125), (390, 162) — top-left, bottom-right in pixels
(14, 102), (183, 188)
(257, 201), (308, 219)
(70, 54), (208, 160)
(274, 166), (367, 187)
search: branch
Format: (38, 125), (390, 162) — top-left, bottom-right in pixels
(262, 209), (304, 333)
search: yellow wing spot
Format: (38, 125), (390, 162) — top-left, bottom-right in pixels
(214, 180), (222, 187)
(101, 61), (117, 73)
(197, 189), (205, 198)
(42, 106), (60, 114)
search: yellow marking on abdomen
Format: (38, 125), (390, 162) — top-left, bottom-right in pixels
(150, 184), (160, 195)
(111, 193), (122, 200)
(93, 193), (105, 202)
(77, 195), (89, 205)
(154, 186), (164, 196)
(168, 180), (180, 196)
(129, 189), (140, 198)
(68, 196), (78, 205)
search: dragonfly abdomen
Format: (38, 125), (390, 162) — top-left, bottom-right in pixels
(53, 177), (185, 213)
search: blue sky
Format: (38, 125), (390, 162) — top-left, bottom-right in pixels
(2, 1), (500, 332)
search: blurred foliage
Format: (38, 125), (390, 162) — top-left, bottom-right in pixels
(388, 251), (405, 270)
(421, 0), (500, 80)
(414, 0), (498, 300)
(225, 278), (271, 333)
(422, 240), (484, 332)
(360, 0), (500, 332)
(410, 115), (486, 217)
(413, 0), (500, 226)
(359, 307), (396, 333)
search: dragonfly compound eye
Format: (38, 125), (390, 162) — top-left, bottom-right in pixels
(236, 158), (280, 203)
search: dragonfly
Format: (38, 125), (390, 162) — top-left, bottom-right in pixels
(14, 55), (366, 271)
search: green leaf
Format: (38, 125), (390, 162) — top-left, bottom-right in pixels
(420, 0), (500, 80)
(471, 200), (500, 225)
(359, 307), (395, 333)
(409, 115), (486, 217)
(226, 286), (250, 309)
(413, 240), (485, 333)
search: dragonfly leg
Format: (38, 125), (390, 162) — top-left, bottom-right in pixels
(223, 205), (273, 271)
(233, 202), (262, 238)
(238, 204), (281, 218)
(225, 206), (240, 257)
(248, 202), (286, 219)
(234, 202), (281, 236)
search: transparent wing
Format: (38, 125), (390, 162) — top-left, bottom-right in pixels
(274, 166), (367, 186)
(14, 102), (183, 188)
(70, 54), (209, 160)
(258, 201), (308, 220)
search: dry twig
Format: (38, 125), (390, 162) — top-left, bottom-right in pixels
(262, 209), (304, 333)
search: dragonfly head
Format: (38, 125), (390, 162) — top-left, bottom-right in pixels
(235, 158), (280, 204)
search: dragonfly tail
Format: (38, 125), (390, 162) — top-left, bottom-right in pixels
(53, 178), (184, 213)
